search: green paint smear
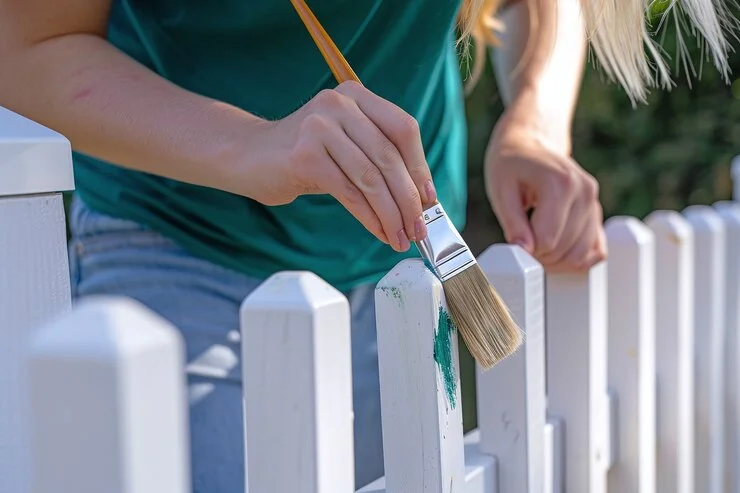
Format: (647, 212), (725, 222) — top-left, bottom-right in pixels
(434, 306), (457, 409)
(379, 285), (404, 307)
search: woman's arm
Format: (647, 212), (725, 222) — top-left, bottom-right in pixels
(0, 0), (270, 196)
(493, 0), (587, 152)
(0, 0), (436, 250)
(484, 0), (607, 272)
(491, 0), (586, 153)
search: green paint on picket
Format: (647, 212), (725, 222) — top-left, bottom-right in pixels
(434, 306), (457, 408)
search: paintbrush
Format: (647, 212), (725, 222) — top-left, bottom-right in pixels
(289, 0), (523, 369)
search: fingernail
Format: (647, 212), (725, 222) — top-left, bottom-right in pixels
(424, 180), (437, 205)
(397, 229), (410, 252)
(414, 215), (427, 240)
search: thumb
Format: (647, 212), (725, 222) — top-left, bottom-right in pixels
(492, 185), (535, 254)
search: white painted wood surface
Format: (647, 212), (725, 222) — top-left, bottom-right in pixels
(713, 200), (740, 493)
(644, 210), (695, 493)
(604, 217), (656, 493)
(544, 420), (564, 493)
(732, 155), (740, 202)
(241, 271), (354, 493)
(356, 430), (498, 493)
(28, 297), (191, 493)
(374, 259), (465, 493)
(0, 106), (74, 196)
(546, 263), (610, 493)
(683, 205), (726, 493)
(0, 193), (73, 493)
(476, 244), (546, 493)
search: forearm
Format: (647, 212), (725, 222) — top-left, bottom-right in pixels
(491, 0), (586, 150)
(0, 34), (268, 194)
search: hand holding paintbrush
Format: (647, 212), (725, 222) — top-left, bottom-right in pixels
(289, 0), (523, 369)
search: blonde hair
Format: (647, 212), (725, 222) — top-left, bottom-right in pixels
(458, 0), (738, 103)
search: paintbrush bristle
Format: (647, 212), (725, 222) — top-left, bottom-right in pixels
(442, 264), (523, 369)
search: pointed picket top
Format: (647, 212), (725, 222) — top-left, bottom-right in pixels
(478, 242), (541, 278)
(240, 271), (346, 313)
(29, 296), (190, 493)
(241, 271), (354, 493)
(31, 296), (184, 360)
(0, 106), (73, 197)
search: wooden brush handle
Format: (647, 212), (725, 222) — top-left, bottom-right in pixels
(289, 0), (361, 85)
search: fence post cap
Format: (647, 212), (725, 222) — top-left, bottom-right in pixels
(240, 271), (346, 314)
(477, 243), (540, 276)
(0, 106), (74, 197)
(604, 215), (654, 245)
(375, 257), (440, 293)
(30, 296), (183, 360)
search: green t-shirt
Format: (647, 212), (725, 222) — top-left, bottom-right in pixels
(74, 0), (469, 292)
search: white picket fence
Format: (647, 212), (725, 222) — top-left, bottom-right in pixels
(2, 105), (740, 493)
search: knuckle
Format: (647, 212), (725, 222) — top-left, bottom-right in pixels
(549, 167), (577, 194)
(336, 80), (363, 94)
(583, 174), (600, 200)
(376, 139), (401, 170)
(300, 112), (330, 134)
(359, 163), (385, 190)
(313, 88), (347, 110)
(395, 114), (420, 139)
(402, 184), (423, 215)
(338, 179), (364, 207)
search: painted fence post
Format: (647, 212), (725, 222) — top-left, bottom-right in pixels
(475, 244), (547, 493)
(546, 261), (610, 493)
(731, 155), (740, 202)
(644, 210), (695, 493)
(604, 217), (656, 493)
(374, 258), (466, 493)
(683, 205), (726, 493)
(0, 106), (75, 493)
(241, 271), (355, 493)
(713, 200), (740, 493)
(28, 297), (191, 493)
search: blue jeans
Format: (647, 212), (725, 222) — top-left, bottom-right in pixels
(67, 195), (384, 491)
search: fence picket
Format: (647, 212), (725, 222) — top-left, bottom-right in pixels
(644, 210), (695, 493)
(241, 271), (355, 493)
(28, 297), (191, 493)
(475, 244), (546, 493)
(545, 262), (610, 493)
(0, 106), (74, 493)
(683, 205), (727, 493)
(374, 258), (466, 493)
(604, 217), (657, 493)
(712, 200), (740, 493)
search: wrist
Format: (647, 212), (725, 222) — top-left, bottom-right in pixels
(203, 112), (284, 199)
(500, 86), (574, 155)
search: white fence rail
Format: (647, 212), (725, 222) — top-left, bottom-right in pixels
(3, 107), (740, 493)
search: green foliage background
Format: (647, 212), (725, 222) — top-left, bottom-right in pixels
(457, 22), (740, 431)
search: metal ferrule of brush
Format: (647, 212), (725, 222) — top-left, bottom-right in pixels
(416, 202), (476, 282)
